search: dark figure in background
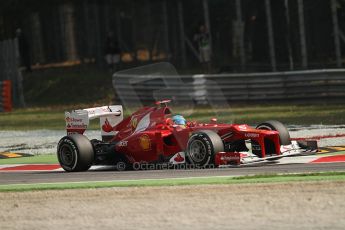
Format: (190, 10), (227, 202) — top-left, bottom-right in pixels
(194, 24), (212, 73)
(105, 32), (121, 72)
(16, 29), (32, 72)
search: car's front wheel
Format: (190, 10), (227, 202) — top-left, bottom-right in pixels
(186, 130), (224, 166)
(57, 134), (94, 172)
(256, 120), (291, 145)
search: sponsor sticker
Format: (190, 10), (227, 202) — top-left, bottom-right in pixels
(67, 124), (88, 129)
(245, 133), (260, 138)
(169, 152), (186, 164)
(118, 140), (128, 147)
(139, 134), (151, 151)
(102, 118), (113, 133)
(67, 131), (82, 135)
(65, 117), (83, 123)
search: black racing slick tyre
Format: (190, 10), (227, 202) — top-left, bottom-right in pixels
(256, 120), (291, 145)
(57, 134), (94, 172)
(186, 130), (224, 166)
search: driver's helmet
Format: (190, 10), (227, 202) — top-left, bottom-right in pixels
(172, 115), (186, 126)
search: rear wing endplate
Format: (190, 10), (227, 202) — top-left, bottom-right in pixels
(65, 105), (123, 140)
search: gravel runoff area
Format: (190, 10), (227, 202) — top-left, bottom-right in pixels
(1, 181), (345, 230)
(1, 126), (345, 155)
(0, 130), (99, 155)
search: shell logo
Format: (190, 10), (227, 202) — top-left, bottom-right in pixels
(131, 117), (138, 130)
(139, 134), (151, 151)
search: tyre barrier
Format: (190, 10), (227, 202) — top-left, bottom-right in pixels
(0, 80), (12, 112)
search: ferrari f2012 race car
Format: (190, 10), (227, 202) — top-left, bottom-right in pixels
(57, 100), (317, 172)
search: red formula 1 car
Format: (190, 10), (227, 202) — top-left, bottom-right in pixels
(57, 100), (316, 172)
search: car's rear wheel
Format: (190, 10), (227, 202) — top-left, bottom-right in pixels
(256, 120), (291, 145)
(57, 134), (94, 172)
(186, 130), (224, 166)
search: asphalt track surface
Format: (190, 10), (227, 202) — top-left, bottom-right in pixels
(1, 162), (345, 185)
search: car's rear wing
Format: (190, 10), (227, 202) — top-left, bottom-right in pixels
(65, 105), (123, 141)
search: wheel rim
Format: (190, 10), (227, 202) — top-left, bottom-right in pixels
(188, 140), (207, 163)
(59, 145), (75, 166)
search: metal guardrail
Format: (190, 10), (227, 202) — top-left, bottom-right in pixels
(113, 68), (345, 105)
(196, 69), (345, 102)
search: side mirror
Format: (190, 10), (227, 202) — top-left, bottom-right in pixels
(210, 118), (217, 123)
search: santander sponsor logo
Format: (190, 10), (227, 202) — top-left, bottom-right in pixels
(67, 124), (87, 129)
(174, 153), (185, 162)
(102, 119), (113, 133)
(170, 152), (185, 164)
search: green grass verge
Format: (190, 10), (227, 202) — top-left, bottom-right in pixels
(1, 104), (345, 130)
(0, 154), (57, 165)
(1, 172), (345, 192)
